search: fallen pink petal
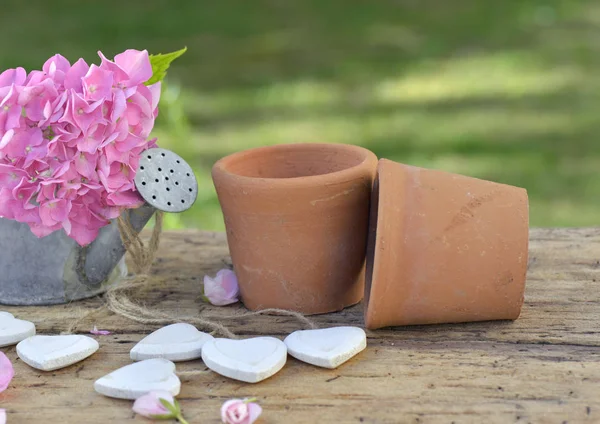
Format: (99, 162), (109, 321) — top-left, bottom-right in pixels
(90, 326), (111, 336)
(221, 398), (262, 424)
(133, 391), (175, 418)
(203, 269), (240, 306)
(0, 352), (14, 393)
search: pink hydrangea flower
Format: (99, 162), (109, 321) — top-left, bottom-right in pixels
(203, 269), (240, 306)
(221, 398), (262, 424)
(0, 352), (14, 392)
(0, 50), (162, 245)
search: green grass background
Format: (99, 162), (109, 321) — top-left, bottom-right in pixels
(1, 0), (598, 230)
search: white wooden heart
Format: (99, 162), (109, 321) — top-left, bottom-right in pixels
(284, 326), (367, 369)
(130, 323), (214, 362)
(94, 358), (180, 400)
(0, 311), (36, 347)
(17, 335), (99, 371)
(201, 337), (287, 383)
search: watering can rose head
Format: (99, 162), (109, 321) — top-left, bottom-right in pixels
(0, 47), (185, 246)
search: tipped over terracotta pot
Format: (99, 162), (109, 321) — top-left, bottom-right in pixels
(364, 159), (529, 329)
(212, 143), (378, 314)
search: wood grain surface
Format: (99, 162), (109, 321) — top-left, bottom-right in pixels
(1, 228), (599, 424)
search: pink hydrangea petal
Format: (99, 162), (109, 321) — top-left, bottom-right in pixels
(0, 67), (26, 87)
(106, 190), (144, 208)
(0, 352), (14, 393)
(0, 85), (22, 131)
(246, 403), (263, 424)
(90, 326), (111, 336)
(61, 90), (106, 134)
(110, 90), (127, 121)
(62, 217), (72, 234)
(204, 269), (240, 306)
(29, 222), (61, 238)
(68, 222), (100, 246)
(43, 54), (70, 75)
(39, 199), (71, 227)
(75, 152), (98, 178)
(0, 129), (14, 149)
(0, 165), (27, 189)
(204, 275), (236, 306)
(64, 58), (90, 92)
(82, 65), (113, 101)
(217, 269), (240, 299)
(148, 82), (161, 112)
(114, 49), (152, 86)
(97, 51), (130, 83)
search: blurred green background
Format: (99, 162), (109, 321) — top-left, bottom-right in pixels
(1, 0), (598, 230)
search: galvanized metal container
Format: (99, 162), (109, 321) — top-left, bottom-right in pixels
(0, 204), (155, 306)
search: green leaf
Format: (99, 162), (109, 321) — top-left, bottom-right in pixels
(146, 47), (187, 86)
(159, 397), (180, 416)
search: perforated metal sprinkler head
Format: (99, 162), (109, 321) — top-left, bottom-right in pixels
(134, 147), (198, 213)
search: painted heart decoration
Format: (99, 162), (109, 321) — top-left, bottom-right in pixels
(94, 358), (181, 400)
(0, 311), (36, 347)
(284, 326), (367, 369)
(17, 335), (99, 371)
(130, 323), (214, 362)
(201, 337), (287, 383)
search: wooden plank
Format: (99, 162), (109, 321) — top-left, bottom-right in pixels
(1, 228), (599, 423)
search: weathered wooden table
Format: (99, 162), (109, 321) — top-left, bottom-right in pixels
(1, 229), (599, 423)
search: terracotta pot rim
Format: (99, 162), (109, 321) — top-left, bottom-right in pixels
(212, 142), (376, 187)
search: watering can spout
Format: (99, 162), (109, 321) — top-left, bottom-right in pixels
(79, 203), (156, 287)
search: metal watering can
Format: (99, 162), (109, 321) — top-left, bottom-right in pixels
(0, 148), (198, 305)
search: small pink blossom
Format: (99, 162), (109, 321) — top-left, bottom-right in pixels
(0, 352), (14, 392)
(133, 391), (175, 418)
(82, 65), (113, 102)
(114, 49), (153, 87)
(0, 408), (5, 424)
(64, 58), (89, 92)
(133, 391), (189, 423)
(221, 398), (262, 424)
(0, 67), (26, 87)
(203, 269), (240, 306)
(90, 326), (111, 336)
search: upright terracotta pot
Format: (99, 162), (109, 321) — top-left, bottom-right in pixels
(364, 159), (529, 329)
(212, 143), (378, 314)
